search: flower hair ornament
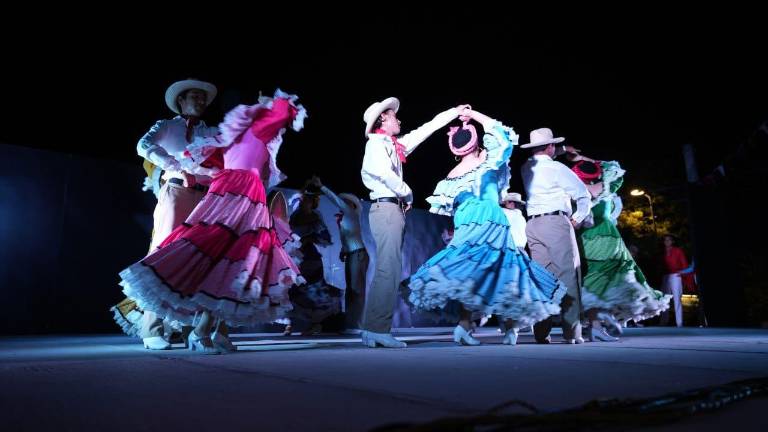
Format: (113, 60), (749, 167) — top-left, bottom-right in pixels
(571, 160), (603, 185)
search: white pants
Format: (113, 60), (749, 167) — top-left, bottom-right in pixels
(661, 274), (683, 327)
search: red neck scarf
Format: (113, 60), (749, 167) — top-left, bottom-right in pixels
(374, 128), (406, 163)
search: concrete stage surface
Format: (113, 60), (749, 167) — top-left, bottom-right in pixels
(1, 327), (767, 431)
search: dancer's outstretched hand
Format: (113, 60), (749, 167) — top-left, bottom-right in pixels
(456, 104), (472, 117)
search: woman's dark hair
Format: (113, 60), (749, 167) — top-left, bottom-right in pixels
(577, 161), (599, 174)
(452, 129), (473, 149)
(451, 125), (485, 153)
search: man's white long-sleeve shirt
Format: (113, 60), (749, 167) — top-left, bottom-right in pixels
(521, 155), (591, 223)
(361, 108), (457, 204)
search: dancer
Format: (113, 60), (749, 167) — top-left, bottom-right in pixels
(571, 159), (671, 341)
(408, 108), (566, 346)
(521, 128), (591, 344)
(312, 176), (369, 333)
(359, 97), (467, 348)
(287, 180), (343, 335)
(112, 79), (220, 350)
(500, 191), (528, 253)
(120, 89), (307, 353)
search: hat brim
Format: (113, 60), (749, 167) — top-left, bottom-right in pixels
(520, 137), (565, 149)
(165, 80), (218, 114)
(364, 97), (400, 137)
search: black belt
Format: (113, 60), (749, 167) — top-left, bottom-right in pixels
(339, 248), (365, 261)
(375, 197), (405, 206)
(529, 210), (567, 220)
(168, 177), (209, 192)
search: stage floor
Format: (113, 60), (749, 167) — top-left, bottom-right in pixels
(1, 327), (767, 431)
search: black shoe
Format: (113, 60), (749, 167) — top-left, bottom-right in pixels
(167, 332), (184, 345)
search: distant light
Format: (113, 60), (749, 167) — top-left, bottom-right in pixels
(630, 189), (645, 196)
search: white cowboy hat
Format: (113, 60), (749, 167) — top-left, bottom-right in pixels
(165, 79), (218, 114)
(363, 97), (400, 137)
(520, 128), (565, 149)
(501, 191), (526, 204)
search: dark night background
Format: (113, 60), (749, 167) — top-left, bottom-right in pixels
(1, 7), (766, 333)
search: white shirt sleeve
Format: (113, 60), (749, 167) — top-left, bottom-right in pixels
(398, 108), (458, 155)
(136, 120), (180, 171)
